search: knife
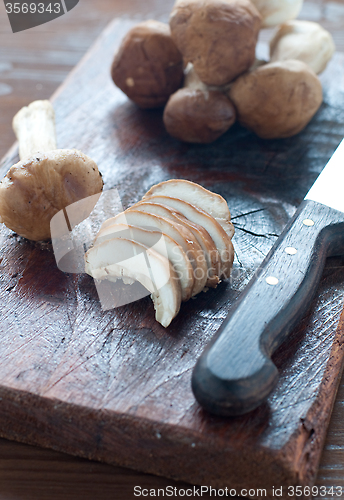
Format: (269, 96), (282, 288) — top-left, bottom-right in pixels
(192, 139), (344, 417)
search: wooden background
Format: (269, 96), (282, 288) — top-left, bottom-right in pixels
(1, 0), (344, 498)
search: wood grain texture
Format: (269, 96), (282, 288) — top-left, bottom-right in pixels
(1, 1), (344, 499)
(0, 14), (344, 499)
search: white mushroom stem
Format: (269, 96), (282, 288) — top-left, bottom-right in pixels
(183, 62), (265, 93)
(184, 63), (208, 92)
(12, 100), (57, 160)
(184, 63), (233, 93)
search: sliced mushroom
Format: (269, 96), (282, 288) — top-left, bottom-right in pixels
(142, 195), (234, 278)
(142, 194), (234, 238)
(90, 180), (235, 325)
(85, 238), (181, 328)
(143, 179), (232, 227)
(0, 100), (103, 241)
(102, 210), (208, 296)
(131, 201), (221, 287)
(95, 223), (194, 301)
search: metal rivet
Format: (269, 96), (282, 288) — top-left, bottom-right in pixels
(303, 219), (315, 227)
(285, 247), (297, 255)
(266, 276), (279, 286)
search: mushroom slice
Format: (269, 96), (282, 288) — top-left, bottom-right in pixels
(142, 195), (234, 278)
(85, 238), (181, 328)
(95, 223), (194, 301)
(143, 194), (234, 238)
(101, 210), (208, 296)
(131, 201), (221, 287)
(143, 179), (232, 227)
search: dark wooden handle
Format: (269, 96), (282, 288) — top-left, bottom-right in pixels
(192, 200), (344, 416)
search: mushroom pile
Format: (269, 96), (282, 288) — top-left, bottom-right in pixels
(85, 180), (235, 327)
(0, 100), (103, 241)
(111, 0), (335, 142)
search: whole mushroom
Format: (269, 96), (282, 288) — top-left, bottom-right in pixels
(0, 100), (103, 241)
(270, 20), (335, 75)
(228, 59), (323, 139)
(111, 20), (184, 108)
(250, 0), (303, 27)
(169, 0), (262, 86)
(163, 65), (236, 143)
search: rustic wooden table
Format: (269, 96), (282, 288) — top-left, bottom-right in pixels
(1, 0), (344, 498)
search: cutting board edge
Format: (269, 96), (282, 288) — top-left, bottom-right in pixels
(0, 308), (344, 500)
(277, 306), (344, 492)
(0, 384), (300, 493)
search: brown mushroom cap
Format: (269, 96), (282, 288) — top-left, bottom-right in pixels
(111, 20), (184, 109)
(228, 59), (323, 139)
(163, 88), (236, 143)
(0, 149), (103, 241)
(169, 0), (262, 86)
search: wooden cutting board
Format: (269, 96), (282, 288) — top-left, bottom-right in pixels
(1, 18), (344, 498)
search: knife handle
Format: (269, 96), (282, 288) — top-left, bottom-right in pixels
(192, 200), (344, 416)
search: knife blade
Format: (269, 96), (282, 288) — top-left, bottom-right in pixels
(192, 139), (344, 417)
